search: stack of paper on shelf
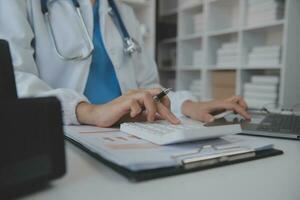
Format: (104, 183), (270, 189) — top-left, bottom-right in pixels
(189, 79), (202, 100)
(248, 45), (281, 66)
(212, 71), (236, 99)
(247, 0), (284, 26)
(193, 13), (204, 33)
(179, 0), (202, 9)
(243, 75), (279, 109)
(193, 50), (204, 67)
(217, 42), (238, 67)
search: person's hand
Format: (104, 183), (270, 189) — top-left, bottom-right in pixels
(76, 88), (180, 127)
(181, 96), (251, 123)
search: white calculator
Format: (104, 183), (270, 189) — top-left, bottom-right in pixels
(120, 118), (242, 145)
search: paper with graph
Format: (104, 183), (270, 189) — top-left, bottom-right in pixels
(64, 126), (273, 171)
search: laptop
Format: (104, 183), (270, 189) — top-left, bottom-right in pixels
(241, 111), (300, 140)
(0, 40), (66, 198)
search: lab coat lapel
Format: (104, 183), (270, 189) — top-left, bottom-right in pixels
(99, 0), (127, 93)
(99, 0), (121, 61)
(73, 0), (94, 91)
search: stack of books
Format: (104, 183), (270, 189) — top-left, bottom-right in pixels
(193, 13), (204, 34)
(189, 79), (202, 100)
(193, 50), (204, 67)
(248, 45), (281, 66)
(243, 75), (279, 109)
(247, 0), (284, 26)
(217, 42), (238, 67)
(179, 0), (202, 9)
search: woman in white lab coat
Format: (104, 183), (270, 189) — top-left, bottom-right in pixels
(0, 0), (250, 127)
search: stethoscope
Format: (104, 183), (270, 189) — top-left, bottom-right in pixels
(41, 0), (142, 61)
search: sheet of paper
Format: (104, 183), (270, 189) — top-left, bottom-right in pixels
(64, 126), (274, 171)
(65, 126), (179, 170)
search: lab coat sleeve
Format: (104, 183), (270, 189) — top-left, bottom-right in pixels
(0, 0), (87, 125)
(124, 5), (197, 117)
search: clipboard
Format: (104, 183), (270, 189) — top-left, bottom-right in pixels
(66, 136), (283, 182)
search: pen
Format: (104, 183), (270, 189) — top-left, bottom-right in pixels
(153, 88), (172, 102)
(213, 110), (234, 119)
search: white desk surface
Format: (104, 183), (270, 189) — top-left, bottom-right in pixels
(21, 136), (300, 200)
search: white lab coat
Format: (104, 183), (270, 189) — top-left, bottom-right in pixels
(0, 0), (196, 125)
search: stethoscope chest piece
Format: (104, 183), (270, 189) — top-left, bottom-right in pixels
(123, 38), (142, 57)
(107, 0), (142, 57)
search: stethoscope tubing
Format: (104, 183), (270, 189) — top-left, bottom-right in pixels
(44, 7), (95, 61)
(41, 0), (141, 60)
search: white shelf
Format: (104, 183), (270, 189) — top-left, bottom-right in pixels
(243, 65), (283, 70)
(158, 67), (176, 72)
(179, 1), (203, 12)
(208, 28), (239, 37)
(159, 0), (178, 17)
(178, 33), (203, 41)
(207, 0), (240, 32)
(207, 66), (240, 70)
(159, 8), (178, 17)
(156, 0), (300, 107)
(243, 20), (285, 31)
(178, 66), (203, 71)
(160, 37), (178, 44)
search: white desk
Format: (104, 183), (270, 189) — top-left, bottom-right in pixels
(21, 136), (300, 200)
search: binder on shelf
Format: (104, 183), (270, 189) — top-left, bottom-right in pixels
(65, 125), (283, 182)
(212, 71), (236, 100)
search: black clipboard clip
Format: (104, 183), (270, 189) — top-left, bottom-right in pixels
(181, 148), (256, 170)
(172, 145), (256, 170)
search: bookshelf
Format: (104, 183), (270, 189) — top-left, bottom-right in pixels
(156, 0), (300, 110)
(121, 0), (156, 59)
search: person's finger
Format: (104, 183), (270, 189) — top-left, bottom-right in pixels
(198, 113), (214, 123)
(128, 112), (148, 122)
(141, 87), (172, 113)
(230, 96), (248, 110)
(139, 91), (157, 122)
(222, 102), (251, 120)
(117, 113), (147, 124)
(157, 103), (181, 124)
(160, 96), (171, 109)
(129, 99), (142, 118)
(125, 89), (138, 95)
(143, 88), (171, 109)
(155, 113), (163, 121)
(143, 88), (162, 96)
(152, 88), (171, 109)
(238, 98), (248, 110)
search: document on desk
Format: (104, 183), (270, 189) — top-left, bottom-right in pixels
(64, 126), (275, 171)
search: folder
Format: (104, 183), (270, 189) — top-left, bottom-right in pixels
(65, 126), (283, 182)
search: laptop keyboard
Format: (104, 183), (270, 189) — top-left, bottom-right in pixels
(257, 114), (300, 133)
